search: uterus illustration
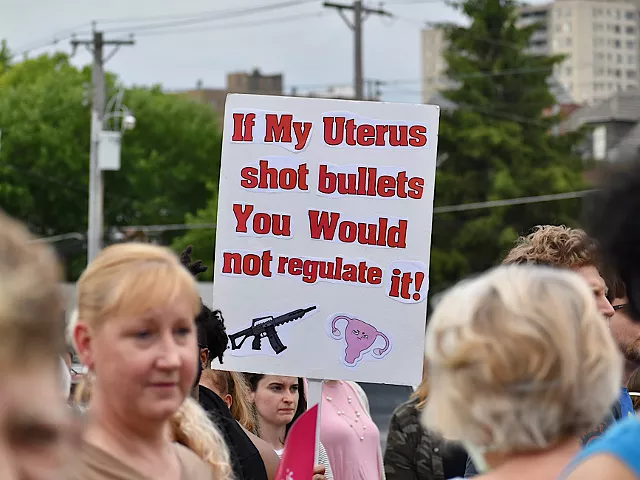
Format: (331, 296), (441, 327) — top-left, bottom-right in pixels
(329, 314), (391, 367)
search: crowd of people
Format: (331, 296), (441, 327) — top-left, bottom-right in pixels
(3, 160), (640, 479)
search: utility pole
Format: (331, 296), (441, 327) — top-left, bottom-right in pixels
(324, 1), (391, 100)
(71, 30), (134, 264)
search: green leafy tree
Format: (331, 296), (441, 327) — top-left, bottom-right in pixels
(430, 0), (588, 292)
(171, 182), (218, 281)
(0, 50), (222, 278)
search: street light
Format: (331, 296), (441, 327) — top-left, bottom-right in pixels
(87, 88), (135, 263)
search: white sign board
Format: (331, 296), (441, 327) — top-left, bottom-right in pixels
(213, 94), (439, 386)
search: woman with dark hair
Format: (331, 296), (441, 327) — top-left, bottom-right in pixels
(180, 245), (279, 480)
(246, 374), (334, 480)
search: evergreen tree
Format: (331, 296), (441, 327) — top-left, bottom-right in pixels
(430, 0), (588, 292)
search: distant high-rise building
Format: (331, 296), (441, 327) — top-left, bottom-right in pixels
(421, 28), (452, 103)
(421, 0), (640, 105)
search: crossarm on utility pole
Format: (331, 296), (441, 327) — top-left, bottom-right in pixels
(323, 1), (391, 100)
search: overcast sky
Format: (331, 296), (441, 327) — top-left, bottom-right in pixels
(1, 0), (472, 103)
(2, 0), (545, 103)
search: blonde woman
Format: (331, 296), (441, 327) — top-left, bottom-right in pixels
(422, 265), (622, 480)
(71, 243), (224, 480)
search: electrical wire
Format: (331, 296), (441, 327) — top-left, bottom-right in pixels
(102, 0), (318, 34)
(134, 11), (326, 38)
(94, 0), (317, 25)
(51, 189), (591, 238)
(9, 24), (89, 61)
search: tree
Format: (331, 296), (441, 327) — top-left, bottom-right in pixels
(430, 0), (588, 292)
(0, 40), (11, 73)
(171, 182), (218, 281)
(0, 50), (222, 278)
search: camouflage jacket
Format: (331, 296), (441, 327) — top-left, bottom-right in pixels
(384, 397), (448, 480)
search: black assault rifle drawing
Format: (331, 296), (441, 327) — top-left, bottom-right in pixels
(228, 306), (317, 355)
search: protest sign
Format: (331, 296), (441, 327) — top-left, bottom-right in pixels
(213, 94), (439, 385)
(274, 405), (318, 480)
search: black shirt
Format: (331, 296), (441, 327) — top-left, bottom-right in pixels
(198, 385), (268, 480)
(442, 441), (468, 479)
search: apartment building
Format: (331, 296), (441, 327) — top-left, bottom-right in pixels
(422, 0), (640, 105)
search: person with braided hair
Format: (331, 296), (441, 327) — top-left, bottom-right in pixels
(180, 246), (279, 480)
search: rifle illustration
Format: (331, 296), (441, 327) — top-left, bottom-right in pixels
(228, 306), (317, 355)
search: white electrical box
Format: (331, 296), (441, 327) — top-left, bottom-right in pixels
(98, 131), (122, 171)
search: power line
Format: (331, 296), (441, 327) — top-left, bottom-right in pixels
(134, 11), (325, 38)
(94, 0), (316, 25)
(26, 190), (594, 244)
(433, 190), (594, 213)
(102, 0), (318, 34)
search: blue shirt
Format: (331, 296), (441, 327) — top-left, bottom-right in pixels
(572, 417), (640, 476)
(619, 387), (635, 419)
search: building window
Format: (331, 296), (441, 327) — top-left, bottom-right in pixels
(628, 54), (635, 64)
(626, 26), (636, 34)
(615, 24), (621, 33)
(616, 68), (622, 77)
(616, 39), (622, 48)
(626, 10), (635, 20)
(627, 40), (635, 49)
(566, 37), (573, 47)
(618, 54), (624, 63)
(628, 70), (637, 78)
(594, 8), (603, 16)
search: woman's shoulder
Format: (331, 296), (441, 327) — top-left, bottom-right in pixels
(570, 417), (640, 477)
(173, 443), (214, 479)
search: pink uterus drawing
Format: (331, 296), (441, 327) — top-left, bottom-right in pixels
(329, 314), (391, 367)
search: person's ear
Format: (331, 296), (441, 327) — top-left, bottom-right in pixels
(73, 322), (94, 370)
(199, 348), (209, 368)
(224, 394), (233, 409)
